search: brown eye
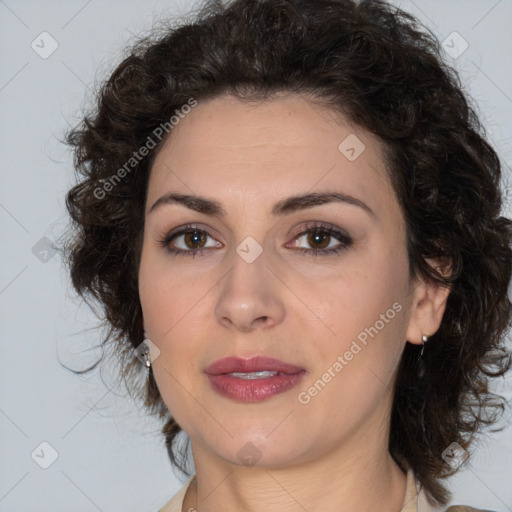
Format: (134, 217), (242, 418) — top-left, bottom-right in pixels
(183, 231), (207, 249)
(307, 230), (331, 249)
(159, 224), (222, 257)
(289, 222), (353, 256)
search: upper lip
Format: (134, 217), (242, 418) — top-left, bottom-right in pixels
(205, 356), (305, 376)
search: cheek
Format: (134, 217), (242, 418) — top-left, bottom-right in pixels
(138, 245), (201, 338)
(307, 244), (410, 381)
(138, 250), (202, 425)
(321, 247), (408, 333)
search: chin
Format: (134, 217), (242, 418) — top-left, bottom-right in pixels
(215, 432), (305, 469)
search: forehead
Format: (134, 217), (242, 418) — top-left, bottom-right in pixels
(148, 93), (399, 220)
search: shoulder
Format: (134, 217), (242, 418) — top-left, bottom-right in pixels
(445, 507), (497, 512)
(406, 467), (495, 512)
(157, 474), (196, 512)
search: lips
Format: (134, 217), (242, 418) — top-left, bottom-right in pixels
(205, 356), (304, 376)
(205, 356), (306, 402)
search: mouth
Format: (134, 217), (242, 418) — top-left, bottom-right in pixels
(228, 370), (282, 379)
(205, 356), (306, 402)
(205, 355), (305, 375)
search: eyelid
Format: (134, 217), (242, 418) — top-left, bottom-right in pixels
(288, 221), (351, 241)
(285, 221), (353, 252)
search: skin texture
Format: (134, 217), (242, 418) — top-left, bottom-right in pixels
(138, 93), (450, 512)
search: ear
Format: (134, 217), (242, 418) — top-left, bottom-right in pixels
(405, 258), (451, 345)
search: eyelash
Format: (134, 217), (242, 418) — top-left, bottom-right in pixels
(158, 222), (353, 258)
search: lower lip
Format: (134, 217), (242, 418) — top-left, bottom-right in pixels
(207, 371), (306, 402)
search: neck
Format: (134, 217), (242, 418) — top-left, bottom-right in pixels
(183, 430), (407, 512)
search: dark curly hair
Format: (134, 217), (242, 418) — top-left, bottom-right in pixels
(63, 0), (512, 505)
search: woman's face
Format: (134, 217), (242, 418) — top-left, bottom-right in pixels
(138, 93), (439, 469)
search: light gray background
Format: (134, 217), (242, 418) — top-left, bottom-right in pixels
(1, 0), (511, 511)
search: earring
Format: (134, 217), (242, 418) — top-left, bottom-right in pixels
(143, 339), (152, 372)
(419, 334), (429, 358)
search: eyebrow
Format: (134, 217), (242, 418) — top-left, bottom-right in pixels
(148, 191), (375, 218)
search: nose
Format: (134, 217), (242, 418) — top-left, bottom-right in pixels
(214, 248), (286, 332)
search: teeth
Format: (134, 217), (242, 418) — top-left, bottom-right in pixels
(229, 371), (279, 379)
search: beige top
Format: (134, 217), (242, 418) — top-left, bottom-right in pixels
(157, 469), (487, 512)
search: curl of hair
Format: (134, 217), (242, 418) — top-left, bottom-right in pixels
(64, 0), (512, 505)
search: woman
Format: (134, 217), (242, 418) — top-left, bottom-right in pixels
(64, 0), (512, 511)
